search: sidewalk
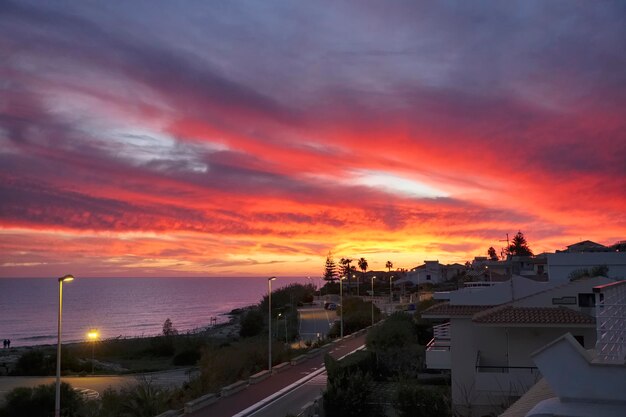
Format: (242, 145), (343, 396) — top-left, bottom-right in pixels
(189, 333), (367, 417)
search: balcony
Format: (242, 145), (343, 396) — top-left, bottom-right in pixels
(474, 351), (540, 396)
(425, 322), (451, 370)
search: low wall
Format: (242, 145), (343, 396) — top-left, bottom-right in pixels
(184, 393), (218, 414)
(290, 354), (308, 365)
(249, 369), (270, 384)
(271, 361), (290, 374)
(221, 380), (248, 397)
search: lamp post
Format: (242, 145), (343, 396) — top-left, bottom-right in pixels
(278, 313), (288, 345)
(87, 329), (98, 374)
(371, 276), (376, 326)
(267, 277), (276, 372)
(353, 274), (358, 297)
(55, 274), (74, 417)
(340, 276), (345, 338)
(389, 275), (394, 304)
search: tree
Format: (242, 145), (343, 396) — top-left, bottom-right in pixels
(239, 309), (264, 338)
(0, 382), (85, 417)
(358, 258), (368, 296)
(323, 252), (338, 282)
(162, 318), (178, 336)
(386, 260), (393, 272)
(339, 258), (353, 294)
(507, 231), (533, 256)
(487, 246), (498, 261)
(393, 384), (450, 417)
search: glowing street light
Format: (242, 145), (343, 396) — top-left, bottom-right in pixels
(56, 274), (74, 417)
(87, 329), (99, 374)
(268, 277), (277, 372)
(352, 274), (358, 296)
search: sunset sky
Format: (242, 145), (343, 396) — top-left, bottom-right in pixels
(1, 1), (625, 278)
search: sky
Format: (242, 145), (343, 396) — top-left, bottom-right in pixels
(1, 1), (625, 278)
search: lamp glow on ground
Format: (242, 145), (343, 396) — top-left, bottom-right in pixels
(87, 329), (99, 374)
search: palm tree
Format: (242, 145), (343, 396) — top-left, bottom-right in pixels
(339, 258), (353, 295)
(385, 260), (393, 272)
(358, 258), (368, 296)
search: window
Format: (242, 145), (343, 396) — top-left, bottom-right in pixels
(426, 274), (431, 281)
(578, 293), (595, 307)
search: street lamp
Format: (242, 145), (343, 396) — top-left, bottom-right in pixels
(339, 276), (346, 338)
(371, 275), (376, 326)
(389, 275), (394, 304)
(278, 313), (288, 345)
(267, 277), (277, 372)
(87, 329), (98, 374)
(353, 274), (358, 296)
(55, 274), (74, 417)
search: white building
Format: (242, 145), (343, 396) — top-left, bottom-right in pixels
(546, 252), (626, 282)
(423, 276), (614, 417)
(396, 261), (465, 286)
(501, 280), (626, 417)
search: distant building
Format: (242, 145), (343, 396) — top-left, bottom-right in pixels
(546, 251), (626, 282)
(394, 260), (465, 286)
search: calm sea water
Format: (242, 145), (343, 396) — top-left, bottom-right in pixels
(0, 277), (310, 347)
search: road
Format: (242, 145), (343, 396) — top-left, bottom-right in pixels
(248, 371), (327, 417)
(0, 367), (196, 399)
(190, 333), (367, 417)
(298, 306), (336, 342)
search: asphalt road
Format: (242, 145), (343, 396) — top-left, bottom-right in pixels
(248, 371), (327, 417)
(298, 306), (336, 342)
(190, 333), (368, 417)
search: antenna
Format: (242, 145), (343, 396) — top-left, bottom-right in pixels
(499, 233), (510, 259)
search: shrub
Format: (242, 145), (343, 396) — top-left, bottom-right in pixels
(172, 349), (201, 366)
(11, 350), (52, 376)
(323, 369), (381, 417)
(240, 309), (264, 338)
(0, 382), (84, 417)
(393, 384), (450, 417)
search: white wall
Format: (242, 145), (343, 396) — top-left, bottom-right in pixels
(448, 276), (552, 305)
(547, 252), (626, 282)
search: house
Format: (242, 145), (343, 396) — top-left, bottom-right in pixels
(395, 261), (466, 286)
(560, 240), (609, 253)
(546, 251), (626, 282)
(422, 276), (614, 417)
(501, 280), (626, 417)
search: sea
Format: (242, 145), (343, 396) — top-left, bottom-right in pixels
(0, 277), (311, 347)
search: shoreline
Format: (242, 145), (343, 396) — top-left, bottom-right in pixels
(0, 305), (257, 374)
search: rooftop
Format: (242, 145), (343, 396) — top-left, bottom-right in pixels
(421, 302), (496, 318)
(473, 306), (595, 326)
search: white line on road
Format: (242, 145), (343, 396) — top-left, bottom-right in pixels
(233, 343), (365, 417)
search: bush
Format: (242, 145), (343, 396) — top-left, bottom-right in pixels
(366, 312), (425, 379)
(144, 337), (175, 357)
(172, 349), (201, 366)
(323, 369), (381, 417)
(11, 350), (52, 376)
(328, 297), (381, 337)
(0, 382), (84, 417)
(393, 384), (450, 417)
(240, 309), (264, 338)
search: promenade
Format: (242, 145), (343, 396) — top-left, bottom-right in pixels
(189, 332), (367, 417)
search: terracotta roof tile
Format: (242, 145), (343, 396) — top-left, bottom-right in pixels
(422, 302), (496, 317)
(473, 306), (595, 325)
